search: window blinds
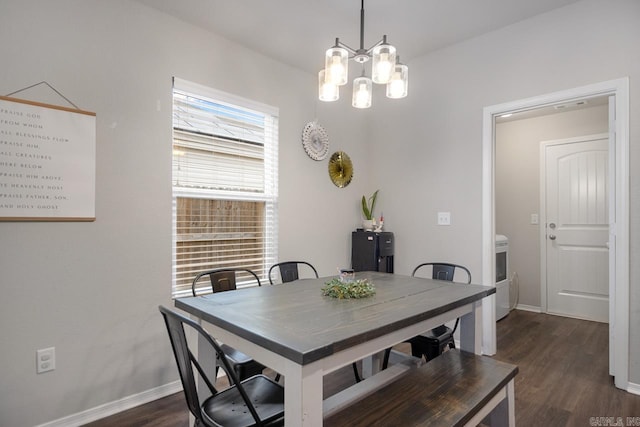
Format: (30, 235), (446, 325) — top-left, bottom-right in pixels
(172, 78), (278, 298)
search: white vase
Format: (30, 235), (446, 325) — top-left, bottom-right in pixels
(362, 219), (374, 231)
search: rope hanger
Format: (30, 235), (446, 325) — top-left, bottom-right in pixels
(5, 81), (81, 110)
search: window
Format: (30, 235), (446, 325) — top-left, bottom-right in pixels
(172, 78), (278, 298)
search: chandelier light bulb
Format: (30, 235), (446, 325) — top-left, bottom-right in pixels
(372, 40), (396, 84)
(318, 70), (339, 102)
(352, 76), (372, 109)
(386, 60), (408, 99)
(324, 45), (348, 86)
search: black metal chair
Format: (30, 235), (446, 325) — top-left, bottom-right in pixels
(268, 261), (319, 284)
(192, 268), (262, 296)
(159, 306), (284, 427)
(383, 263), (472, 369)
(192, 268), (266, 381)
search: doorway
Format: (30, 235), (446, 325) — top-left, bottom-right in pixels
(481, 78), (629, 390)
(495, 107), (610, 323)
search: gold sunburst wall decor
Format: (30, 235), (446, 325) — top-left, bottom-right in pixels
(328, 151), (353, 188)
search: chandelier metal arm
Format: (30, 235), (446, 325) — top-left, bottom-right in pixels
(336, 38), (386, 57)
(335, 39), (358, 55)
(365, 37), (387, 54)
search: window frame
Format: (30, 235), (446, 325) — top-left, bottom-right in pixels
(171, 78), (279, 298)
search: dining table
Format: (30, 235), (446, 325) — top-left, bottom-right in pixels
(175, 270), (495, 426)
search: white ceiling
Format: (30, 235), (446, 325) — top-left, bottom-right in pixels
(134, 0), (582, 74)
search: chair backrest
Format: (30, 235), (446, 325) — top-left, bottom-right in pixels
(412, 262), (472, 284)
(192, 268), (262, 296)
(158, 305), (263, 425)
(268, 261), (319, 284)
(412, 263), (471, 335)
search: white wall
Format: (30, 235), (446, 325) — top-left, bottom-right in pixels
(368, 0), (640, 381)
(495, 105), (609, 308)
(1, 0), (639, 425)
(0, 1), (369, 426)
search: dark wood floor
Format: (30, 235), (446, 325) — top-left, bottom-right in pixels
(84, 310), (640, 426)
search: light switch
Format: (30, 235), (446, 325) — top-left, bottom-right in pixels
(531, 213), (539, 225)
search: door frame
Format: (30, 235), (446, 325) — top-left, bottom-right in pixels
(539, 133), (609, 321)
(481, 78), (629, 390)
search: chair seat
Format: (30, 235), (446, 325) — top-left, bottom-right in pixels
(221, 344), (266, 379)
(421, 324), (453, 341)
(202, 375), (284, 427)
(407, 325), (455, 361)
(407, 325), (453, 344)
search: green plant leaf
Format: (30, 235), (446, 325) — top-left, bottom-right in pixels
(369, 190), (379, 219)
(362, 195), (371, 219)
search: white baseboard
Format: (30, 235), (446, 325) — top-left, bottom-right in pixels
(514, 304), (541, 313)
(35, 381), (182, 427)
(627, 381), (640, 396)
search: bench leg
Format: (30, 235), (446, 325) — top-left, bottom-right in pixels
(477, 378), (516, 427)
(497, 379), (515, 427)
(465, 377), (515, 427)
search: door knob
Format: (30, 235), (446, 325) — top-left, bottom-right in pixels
(549, 234), (556, 240)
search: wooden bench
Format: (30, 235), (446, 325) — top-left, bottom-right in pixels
(324, 349), (518, 427)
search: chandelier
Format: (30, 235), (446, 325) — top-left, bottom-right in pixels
(318, 0), (408, 108)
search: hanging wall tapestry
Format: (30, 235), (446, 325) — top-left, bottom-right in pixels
(0, 96), (96, 221)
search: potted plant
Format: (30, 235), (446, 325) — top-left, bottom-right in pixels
(361, 190), (379, 231)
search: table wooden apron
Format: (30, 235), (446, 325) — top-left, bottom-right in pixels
(175, 271), (495, 426)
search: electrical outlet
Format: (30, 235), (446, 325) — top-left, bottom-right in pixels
(437, 212), (451, 226)
(36, 347), (55, 374)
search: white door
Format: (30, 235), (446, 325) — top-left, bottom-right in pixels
(542, 134), (609, 322)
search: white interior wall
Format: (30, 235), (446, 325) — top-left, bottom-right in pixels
(1, 0), (639, 426)
(0, 1), (368, 426)
(367, 0), (640, 381)
(495, 105), (609, 309)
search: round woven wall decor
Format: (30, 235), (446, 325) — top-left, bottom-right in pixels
(301, 121), (329, 161)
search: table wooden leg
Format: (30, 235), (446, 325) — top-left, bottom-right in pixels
(459, 300), (483, 354)
(285, 364), (323, 426)
(361, 350), (385, 378)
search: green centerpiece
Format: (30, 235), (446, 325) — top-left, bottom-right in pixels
(321, 278), (376, 299)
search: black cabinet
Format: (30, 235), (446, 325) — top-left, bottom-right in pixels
(351, 231), (394, 273)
